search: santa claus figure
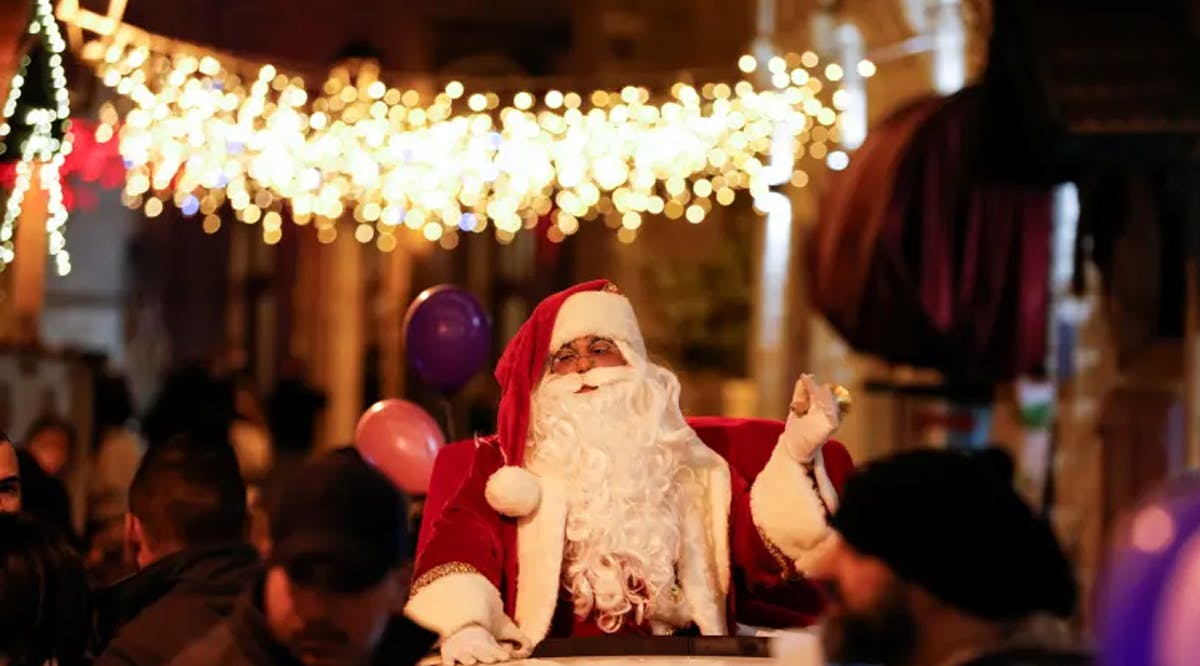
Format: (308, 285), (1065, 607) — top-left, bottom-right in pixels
(406, 280), (853, 664)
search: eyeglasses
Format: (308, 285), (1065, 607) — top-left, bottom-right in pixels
(548, 337), (622, 375)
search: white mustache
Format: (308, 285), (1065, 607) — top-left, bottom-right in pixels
(539, 365), (637, 396)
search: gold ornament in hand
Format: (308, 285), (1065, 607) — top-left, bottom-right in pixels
(789, 376), (850, 421)
(832, 385), (852, 419)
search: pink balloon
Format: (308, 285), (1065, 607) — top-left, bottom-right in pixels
(355, 399), (445, 495)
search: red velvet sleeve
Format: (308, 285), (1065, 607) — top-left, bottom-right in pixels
(725, 439), (855, 630)
(411, 440), (506, 590)
(726, 467), (829, 629)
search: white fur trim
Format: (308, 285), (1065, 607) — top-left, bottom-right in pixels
(404, 572), (508, 639)
(513, 476), (568, 644)
(485, 466), (542, 518)
(792, 530), (839, 577)
(707, 456), (733, 599)
(676, 438), (732, 635)
(550, 290), (645, 355)
(510, 437), (732, 641)
(751, 444), (834, 566)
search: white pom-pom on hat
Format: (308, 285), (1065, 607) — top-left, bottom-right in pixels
(485, 466), (542, 517)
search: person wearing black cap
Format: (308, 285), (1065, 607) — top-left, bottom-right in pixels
(816, 448), (1091, 666)
(167, 450), (437, 666)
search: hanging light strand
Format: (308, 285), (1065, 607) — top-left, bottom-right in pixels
(0, 0), (73, 273)
(84, 32), (849, 250)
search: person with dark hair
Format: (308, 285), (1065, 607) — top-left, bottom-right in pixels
(0, 512), (92, 666)
(15, 447), (75, 541)
(975, 445), (1017, 489)
(168, 452), (437, 666)
(0, 432), (18, 513)
(817, 448), (1091, 666)
(24, 414), (77, 479)
(141, 364), (236, 449)
(267, 356), (326, 465)
(94, 434), (259, 666)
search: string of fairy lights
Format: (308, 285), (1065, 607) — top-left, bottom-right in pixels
(5, 1), (875, 268)
(68, 26), (864, 253)
(0, 0), (72, 275)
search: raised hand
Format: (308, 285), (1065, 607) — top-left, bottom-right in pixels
(782, 374), (839, 463)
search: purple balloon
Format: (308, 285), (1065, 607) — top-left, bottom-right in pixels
(1097, 473), (1200, 666)
(404, 285), (491, 393)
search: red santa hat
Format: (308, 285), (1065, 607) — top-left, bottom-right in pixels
(486, 279), (644, 517)
(494, 279), (645, 467)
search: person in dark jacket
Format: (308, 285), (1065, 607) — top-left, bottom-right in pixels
(94, 434), (259, 666)
(167, 451), (436, 666)
(816, 448), (1092, 666)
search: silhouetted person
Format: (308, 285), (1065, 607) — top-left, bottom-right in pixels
(817, 448), (1090, 666)
(94, 434), (258, 666)
(142, 364), (235, 449)
(15, 447), (74, 541)
(0, 512), (92, 666)
(268, 357), (326, 468)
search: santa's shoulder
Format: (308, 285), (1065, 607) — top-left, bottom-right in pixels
(425, 435), (506, 490)
(685, 416), (854, 481)
(467, 435), (506, 467)
(687, 416), (786, 474)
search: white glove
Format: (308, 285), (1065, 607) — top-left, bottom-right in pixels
(782, 374), (839, 463)
(440, 623), (532, 665)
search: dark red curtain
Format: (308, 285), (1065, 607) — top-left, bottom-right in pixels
(809, 87), (1050, 383)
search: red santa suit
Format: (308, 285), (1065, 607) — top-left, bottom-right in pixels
(405, 280), (853, 660)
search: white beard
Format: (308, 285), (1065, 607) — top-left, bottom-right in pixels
(527, 361), (695, 633)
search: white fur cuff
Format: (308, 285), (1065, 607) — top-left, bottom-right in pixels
(750, 444), (833, 566)
(792, 531), (838, 577)
(485, 466), (542, 517)
(405, 571), (508, 638)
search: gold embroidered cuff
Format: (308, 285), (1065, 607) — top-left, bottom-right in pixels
(756, 523), (798, 581)
(411, 561), (481, 596)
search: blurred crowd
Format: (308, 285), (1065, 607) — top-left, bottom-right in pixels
(0, 352), (1145, 666)
(5, 355), (335, 584)
(0, 356), (438, 666)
